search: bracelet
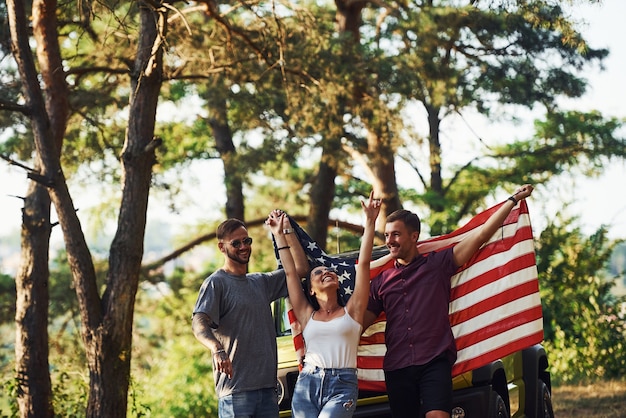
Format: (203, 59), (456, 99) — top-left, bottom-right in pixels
(214, 349), (225, 356)
(283, 228), (294, 234)
(277, 246), (290, 251)
(507, 196), (518, 205)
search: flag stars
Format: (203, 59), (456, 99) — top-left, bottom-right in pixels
(339, 271), (351, 284)
(307, 241), (318, 252)
(343, 286), (353, 296)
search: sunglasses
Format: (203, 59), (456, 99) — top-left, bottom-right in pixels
(228, 237), (253, 248)
(312, 266), (337, 276)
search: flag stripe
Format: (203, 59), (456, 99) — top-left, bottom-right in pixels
(357, 357), (386, 372)
(451, 252), (537, 302)
(454, 305), (544, 348)
(359, 332), (387, 345)
(453, 320), (545, 375)
(358, 376), (387, 391)
(455, 318), (544, 365)
(451, 278), (540, 326)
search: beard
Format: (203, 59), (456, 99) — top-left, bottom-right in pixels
(226, 247), (251, 265)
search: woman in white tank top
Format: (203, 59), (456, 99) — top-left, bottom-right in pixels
(267, 191), (381, 418)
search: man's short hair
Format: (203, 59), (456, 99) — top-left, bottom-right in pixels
(217, 218), (247, 240)
(386, 209), (421, 235)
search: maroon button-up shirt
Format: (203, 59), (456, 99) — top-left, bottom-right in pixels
(368, 247), (458, 371)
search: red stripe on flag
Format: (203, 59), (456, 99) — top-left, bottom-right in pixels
(292, 333), (304, 351)
(287, 309), (298, 324)
(371, 259), (394, 277)
(357, 379), (387, 392)
(357, 355), (385, 369)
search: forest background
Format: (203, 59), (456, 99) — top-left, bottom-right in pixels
(0, 0), (625, 417)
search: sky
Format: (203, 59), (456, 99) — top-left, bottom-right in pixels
(1, 0), (625, 254)
(549, 0), (626, 239)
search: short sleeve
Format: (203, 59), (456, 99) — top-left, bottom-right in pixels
(192, 276), (221, 328)
(264, 269), (288, 301)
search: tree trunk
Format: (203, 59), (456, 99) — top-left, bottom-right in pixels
(368, 129), (402, 230)
(426, 103), (445, 235)
(209, 81), (244, 221)
(307, 141), (340, 250)
(306, 0), (368, 248)
(8, 0), (165, 416)
(334, 0), (403, 230)
(13, 0), (69, 415)
(90, 5), (165, 416)
(15, 181), (54, 418)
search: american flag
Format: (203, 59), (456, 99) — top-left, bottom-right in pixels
(274, 200), (544, 391)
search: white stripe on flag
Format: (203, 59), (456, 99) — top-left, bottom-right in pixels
(357, 367), (386, 382)
(362, 322), (386, 336)
(358, 343), (387, 357)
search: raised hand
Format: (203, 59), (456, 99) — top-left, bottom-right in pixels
(512, 184), (534, 201)
(265, 209), (286, 235)
(361, 190), (382, 223)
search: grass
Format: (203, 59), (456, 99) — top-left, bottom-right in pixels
(552, 380), (626, 418)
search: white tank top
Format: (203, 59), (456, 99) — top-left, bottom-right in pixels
(302, 307), (363, 369)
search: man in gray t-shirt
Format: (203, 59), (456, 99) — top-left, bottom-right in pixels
(192, 213), (308, 417)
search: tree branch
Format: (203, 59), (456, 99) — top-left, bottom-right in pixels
(0, 153), (36, 172)
(0, 99), (30, 115)
(140, 214), (384, 278)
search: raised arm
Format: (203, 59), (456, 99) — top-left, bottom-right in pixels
(266, 210), (313, 327)
(347, 191), (381, 326)
(283, 215), (309, 279)
(453, 184), (534, 267)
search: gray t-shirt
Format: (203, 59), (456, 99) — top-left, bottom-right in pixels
(193, 268), (288, 398)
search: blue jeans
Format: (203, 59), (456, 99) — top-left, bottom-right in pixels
(218, 387), (279, 418)
(292, 365), (358, 418)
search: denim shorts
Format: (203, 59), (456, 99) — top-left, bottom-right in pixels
(292, 364), (358, 418)
(218, 387), (279, 418)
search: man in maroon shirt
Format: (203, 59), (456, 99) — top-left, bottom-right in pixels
(363, 185), (534, 418)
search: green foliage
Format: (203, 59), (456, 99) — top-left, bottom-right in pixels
(419, 108), (626, 234)
(0, 273), (15, 325)
(51, 369), (89, 417)
(495, 111), (626, 180)
(0, 375), (19, 417)
(131, 271), (218, 417)
(536, 215), (626, 384)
